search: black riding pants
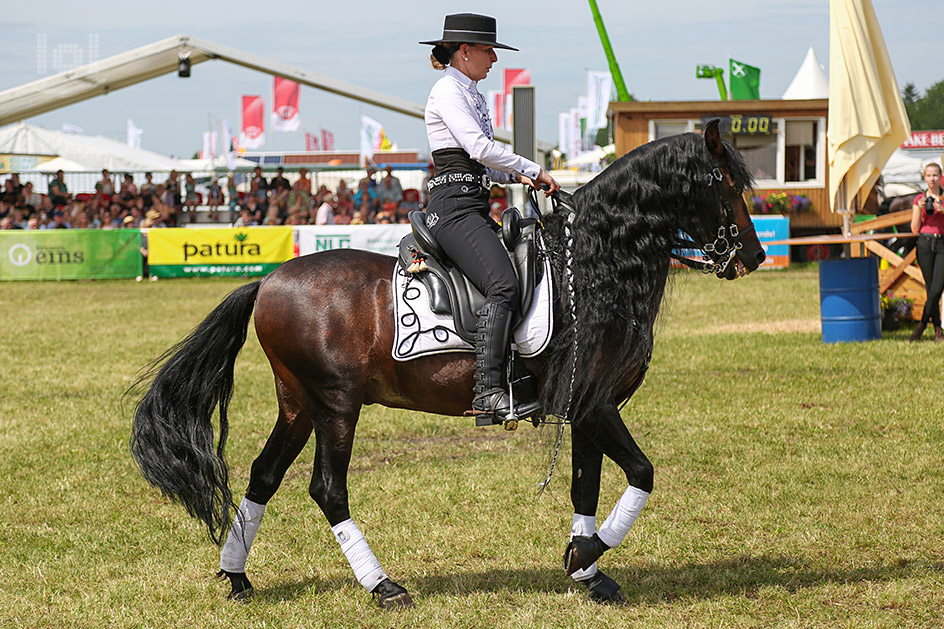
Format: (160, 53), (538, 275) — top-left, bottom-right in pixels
(916, 233), (944, 326)
(425, 183), (519, 313)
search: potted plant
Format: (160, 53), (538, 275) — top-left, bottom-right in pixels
(880, 293), (914, 331)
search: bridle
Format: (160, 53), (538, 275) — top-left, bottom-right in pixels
(670, 166), (754, 278)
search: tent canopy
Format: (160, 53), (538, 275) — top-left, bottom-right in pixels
(0, 122), (184, 171)
(782, 47), (829, 100)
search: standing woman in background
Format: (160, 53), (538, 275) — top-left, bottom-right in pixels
(910, 162), (944, 342)
(420, 13), (560, 421)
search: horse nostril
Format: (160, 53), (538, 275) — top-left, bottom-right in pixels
(755, 250), (766, 264)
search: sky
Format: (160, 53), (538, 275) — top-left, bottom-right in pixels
(1, 0), (938, 159)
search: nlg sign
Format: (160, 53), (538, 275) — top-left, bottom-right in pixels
(901, 131), (944, 149)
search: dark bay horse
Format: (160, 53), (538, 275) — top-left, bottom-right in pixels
(130, 119), (766, 608)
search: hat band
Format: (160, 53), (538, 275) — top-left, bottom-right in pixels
(443, 29), (495, 37)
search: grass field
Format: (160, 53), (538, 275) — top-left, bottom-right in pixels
(2, 266), (943, 628)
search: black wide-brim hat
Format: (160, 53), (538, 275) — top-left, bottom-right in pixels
(419, 13), (518, 51)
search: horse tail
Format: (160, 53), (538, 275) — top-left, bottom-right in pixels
(129, 280), (261, 545)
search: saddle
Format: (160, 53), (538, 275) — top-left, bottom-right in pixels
(397, 207), (544, 344)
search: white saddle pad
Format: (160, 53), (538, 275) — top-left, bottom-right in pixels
(391, 255), (553, 361)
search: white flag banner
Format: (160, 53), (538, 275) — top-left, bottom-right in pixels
(201, 132), (211, 159)
(569, 108), (581, 163)
(586, 71), (613, 131)
(221, 120), (237, 170)
(126, 118), (143, 149)
(558, 112), (571, 159)
(360, 115), (384, 166)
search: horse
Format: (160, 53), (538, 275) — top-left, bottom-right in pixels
(130, 119), (767, 608)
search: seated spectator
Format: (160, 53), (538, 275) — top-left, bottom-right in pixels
(208, 178), (224, 221)
(0, 216), (17, 230)
(182, 173), (199, 221)
(118, 173), (137, 207)
(20, 181), (42, 211)
(297, 168), (312, 194)
(270, 167), (291, 194)
(381, 165), (403, 197)
(97, 169), (115, 197)
(143, 209), (166, 228)
(376, 175), (404, 206)
(234, 208), (258, 227)
(350, 210), (367, 225)
(8, 173), (23, 199)
(73, 211), (91, 229)
(48, 170), (72, 207)
(353, 179), (378, 213)
(50, 210), (72, 229)
(26, 216), (39, 230)
(375, 202), (397, 225)
(164, 170), (181, 211)
(96, 209), (118, 230)
(359, 166), (378, 191)
(262, 205), (281, 225)
(226, 174), (240, 216)
(140, 172), (158, 206)
(315, 195), (337, 225)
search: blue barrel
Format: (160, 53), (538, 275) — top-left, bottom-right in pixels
(819, 258), (881, 343)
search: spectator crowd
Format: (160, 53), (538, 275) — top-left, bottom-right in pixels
(0, 164), (523, 231)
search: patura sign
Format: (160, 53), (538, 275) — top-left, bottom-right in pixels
(147, 227), (293, 278)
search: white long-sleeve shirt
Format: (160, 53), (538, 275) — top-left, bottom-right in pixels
(425, 66), (541, 184)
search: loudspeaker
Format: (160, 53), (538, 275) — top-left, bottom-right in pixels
(177, 57), (191, 78)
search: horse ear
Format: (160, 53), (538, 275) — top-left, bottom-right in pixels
(704, 118), (726, 162)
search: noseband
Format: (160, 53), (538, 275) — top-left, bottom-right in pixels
(671, 167), (751, 277)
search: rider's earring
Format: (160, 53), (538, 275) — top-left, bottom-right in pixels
(464, 57), (468, 61)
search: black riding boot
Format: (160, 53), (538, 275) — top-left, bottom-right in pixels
(472, 302), (541, 423)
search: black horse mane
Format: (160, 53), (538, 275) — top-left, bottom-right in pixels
(539, 132), (753, 421)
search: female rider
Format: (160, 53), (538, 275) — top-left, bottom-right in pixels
(420, 13), (560, 420)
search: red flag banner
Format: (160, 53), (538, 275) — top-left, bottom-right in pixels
(487, 90), (504, 131)
(321, 128), (334, 151)
(305, 132), (319, 151)
(240, 95), (265, 150)
(271, 77), (301, 132)
(503, 68), (531, 128)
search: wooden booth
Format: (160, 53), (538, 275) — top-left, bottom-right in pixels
(609, 99), (862, 236)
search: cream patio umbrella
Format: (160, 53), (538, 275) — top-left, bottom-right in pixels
(827, 0), (910, 234)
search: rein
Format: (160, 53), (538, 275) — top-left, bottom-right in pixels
(670, 167), (749, 277)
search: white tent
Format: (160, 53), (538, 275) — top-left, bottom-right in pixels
(882, 148), (943, 189)
(782, 47), (829, 100)
(0, 122), (183, 172)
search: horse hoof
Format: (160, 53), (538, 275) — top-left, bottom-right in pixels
(372, 578), (414, 609)
(583, 570), (625, 605)
(217, 570), (254, 601)
(563, 534), (608, 576)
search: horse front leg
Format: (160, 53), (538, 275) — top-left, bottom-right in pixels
(218, 378), (313, 600)
(564, 403), (653, 603)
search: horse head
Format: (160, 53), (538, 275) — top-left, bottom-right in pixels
(699, 118), (767, 280)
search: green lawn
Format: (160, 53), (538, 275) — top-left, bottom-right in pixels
(1, 266), (942, 627)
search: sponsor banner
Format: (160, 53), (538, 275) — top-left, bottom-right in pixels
(148, 227), (293, 278)
(240, 95), (265, 150)
(271, 77), (301, 132)
(296, 224), (411, 257)
(0, 229), (142, 280)
(752, 215), (790, 269)
(901, 130), (944, 149)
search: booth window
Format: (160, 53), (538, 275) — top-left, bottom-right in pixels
(785, 120), (817, 182)
(732, 121), (779, 182)
(653, 121), (689, 140)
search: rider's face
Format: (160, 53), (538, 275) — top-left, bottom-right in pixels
(462, 44), (497, 82)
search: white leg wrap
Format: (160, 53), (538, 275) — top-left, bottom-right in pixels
(331, 518), (387, 592)
(219, 497), (266, 573)
(597, 485), (649, 548)
(569, 513), (598, 582)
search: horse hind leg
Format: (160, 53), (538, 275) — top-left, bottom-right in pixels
(304, 397), (413, 609)
(218, 378), (313, 600)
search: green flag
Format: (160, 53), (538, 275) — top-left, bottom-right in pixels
(729, 59), (760, 100)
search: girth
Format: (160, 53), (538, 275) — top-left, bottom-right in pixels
(397, 207), (544, 344)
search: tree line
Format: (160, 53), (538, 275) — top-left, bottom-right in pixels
(903, 80), (944, 130)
